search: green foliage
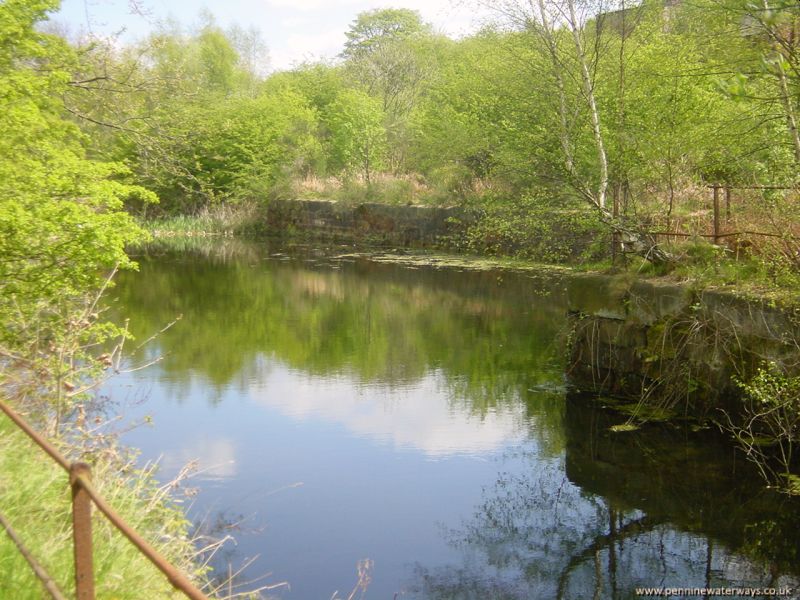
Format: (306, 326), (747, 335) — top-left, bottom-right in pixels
(197, 25), (239, 93)
(341, 9), (440, 172)
(68, 19), (288, 212)
(342, 8), (431, 59)
(460, 193), (606, 263)
(200, 90), (320, 201)
(406, 31), (506, 184)
(29, 0), (800, 280)
(597, 5), (726, 193)
(326, 88), (387, 183)
(262, 63), (347, 123)
(0, 3), (214, 595)
(731, 363), (800, 493)
(0, 0), (149, 406)
(136, 88), (321, 208)
(141, 19), (244, 97)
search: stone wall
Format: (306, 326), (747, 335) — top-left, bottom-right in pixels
(264, 199), (606, 262)
(566, 273), (800, 416)
(266, 199), (469, 246)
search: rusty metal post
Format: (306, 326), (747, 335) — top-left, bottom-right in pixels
(70, 463), (95, 600)
(1, 400), (208, 600)
(712, 185), (721, 244)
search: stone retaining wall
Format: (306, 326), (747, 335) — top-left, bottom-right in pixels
(266, 199), (469, 246)
(566, 273), (800, 415)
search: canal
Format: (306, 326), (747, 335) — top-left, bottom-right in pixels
(103, 239), (799, 599)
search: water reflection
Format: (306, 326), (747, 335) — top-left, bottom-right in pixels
(108, 241), (799, 599)
(117, 242), (566, 456)
(122, 242), (563, 392)
(415, 395), (800, 598)
(249, 363), (529, 456)
(160, 436), (238, 480)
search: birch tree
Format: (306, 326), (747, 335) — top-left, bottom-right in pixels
(485, 0), (673, 263)
(487, 0), (609, 209)
(743, 0), (800, 166)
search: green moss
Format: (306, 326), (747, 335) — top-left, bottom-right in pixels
(366, 251), (574, 274)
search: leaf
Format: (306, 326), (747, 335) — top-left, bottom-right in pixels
(610, 423), (640, 432)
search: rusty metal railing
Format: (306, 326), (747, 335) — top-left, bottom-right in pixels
(646, 184), (800, 246)
(0, 398), (209, 600)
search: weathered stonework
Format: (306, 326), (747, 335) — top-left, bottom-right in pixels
(266, 199), (470, 246)
(566, 274), (800, 416)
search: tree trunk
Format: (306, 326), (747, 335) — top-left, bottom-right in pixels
(761, 0), (800, 163)
(566, 0), (609, 210)
(776, 59), (800, 164)
(535, 0), (575, 176)
(525, 0), (671, 265)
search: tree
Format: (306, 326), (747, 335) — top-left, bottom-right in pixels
(227, 23), (270, 93)
(194, 90), (321, 201)
(406, 30), (509, 190)
(342, 8), (431, 59)
(489, 0), (610, 209)
(736, 0), (800, 165)
(326, 89), (388, 183)
(342, 9), (436, 172)
(66, 21), (274, 212)
(480, 0), (689, 262)
(0, 0), (150, 423)
(197, 25), (239, 94)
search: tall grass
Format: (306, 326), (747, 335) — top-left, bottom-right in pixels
(0, 413), (208, 599)
(145, 202), (264, 237)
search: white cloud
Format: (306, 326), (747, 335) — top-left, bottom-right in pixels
(264, 0), (363, 9)
(56, 0), (497, 72)
(161, 437), (238, 479)
(271, 28), (348, 69)
(249, 364), (528, 457)
(262, 0), (494, 69)
(280, 16), (310, 28)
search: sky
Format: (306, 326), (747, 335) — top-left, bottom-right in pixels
(53, 0), (496, 72)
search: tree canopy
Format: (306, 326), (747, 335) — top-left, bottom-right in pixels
(4, 0), (800, 297)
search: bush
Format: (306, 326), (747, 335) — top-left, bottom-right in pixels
(728, 363), (800, 495)
(460, 192), (608, 263)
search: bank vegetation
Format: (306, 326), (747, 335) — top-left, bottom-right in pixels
(2, 0), (800, 588)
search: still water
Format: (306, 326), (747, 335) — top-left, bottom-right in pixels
(105, 239), (799, 599)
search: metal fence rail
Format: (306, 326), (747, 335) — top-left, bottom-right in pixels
(647, 184), (800, 245)
(705, 183), (800, 244)
(0, 398), (209, 600)
(0, 511), (68, 600)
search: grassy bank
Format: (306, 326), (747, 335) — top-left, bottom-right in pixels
(144, 202), (265, 238)
(0, 408), (210, 599)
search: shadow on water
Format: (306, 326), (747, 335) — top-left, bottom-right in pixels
(414, 395), (800, 599)
(109, 239), (799, 599)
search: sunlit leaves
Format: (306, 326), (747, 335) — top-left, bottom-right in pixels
(0, 0), (148, 401)
(326, 89), (388, 182)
